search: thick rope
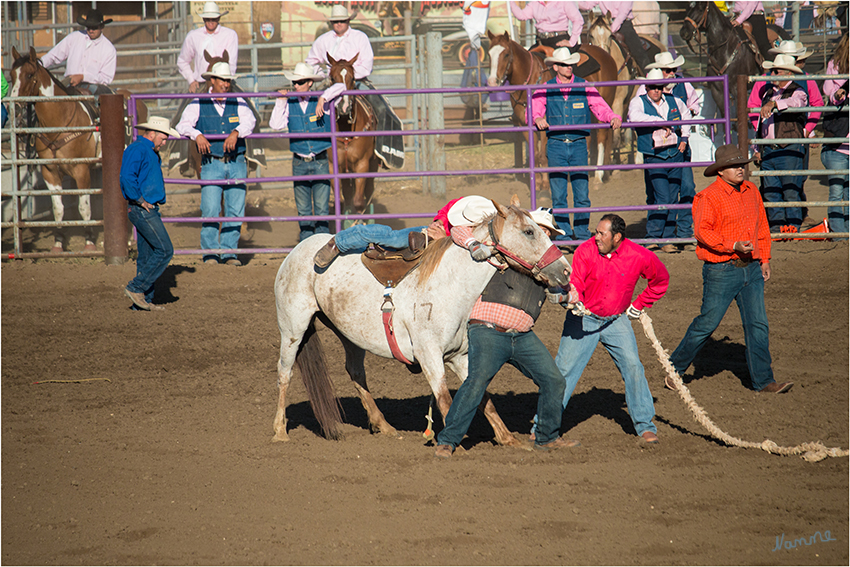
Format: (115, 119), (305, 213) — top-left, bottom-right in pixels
(637, 311), (848, 463)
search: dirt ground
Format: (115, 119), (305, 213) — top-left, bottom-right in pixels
(2, 143), (848, 565)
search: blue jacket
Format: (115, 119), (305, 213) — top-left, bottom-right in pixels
(636, 93), (683, 158)
(197, 98), (246, 157)
(120, 136), (165, 204)
(288, 97), (332, 156)
(544, 76), (592, 141)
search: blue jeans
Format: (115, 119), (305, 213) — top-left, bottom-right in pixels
(1, 103), (7, 128)
(821, 148), (849, 235)
(555, 312), (656, 436)
(643, 152), (683, 239)
(670, 261), (775, 391)
(200, 154), (247, 260)
(127, 204), (173, 304)
(292, 154), (331, 242)
(547, 137), (591, 240)
(760, 144), (804, 230)
(677, 149), (695, 238)
(334, 224), (425, 254)
(437, 324), (566, 448)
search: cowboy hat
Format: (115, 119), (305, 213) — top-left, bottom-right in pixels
(762, 53), (803, 74)
(544, 47), (581, 66)
(645, 51), (686, 70)
(529, 207), (566, 236)
(283, 62), (324, 83)
(77, 9), (112, 28)
(447, 196), (497, 227)
(198, 1), (228, 19)
(328, 5), (352, 21)
(135, 116), (180, 138)
(768, 40), (813, 60)
(704, 144), (752, 177)
(202, 61), (237, 80)
(643, 68), (669, 88)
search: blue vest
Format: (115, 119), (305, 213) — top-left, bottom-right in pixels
(636, 93), (682, 157)
(545, 76), (592, 141)
(671, 80), (688, 105)
(287, 97), (332, 156)
(197, 98), (246, 157)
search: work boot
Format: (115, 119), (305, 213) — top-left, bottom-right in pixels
(408, 231), (428, 253)
(314, 237), (340, 268)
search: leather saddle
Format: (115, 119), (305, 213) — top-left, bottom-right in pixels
(360, 232), (429, 287)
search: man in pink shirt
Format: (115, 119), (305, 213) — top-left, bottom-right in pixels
(730, 0), (771, 59)
(531, 47), (621, 241)
(546, 214), (669, 444)
(40, 9), (116, 95)
(510, 1), (584, 49)
(580, 0), (651, 72)
(177, 2), (239, 93)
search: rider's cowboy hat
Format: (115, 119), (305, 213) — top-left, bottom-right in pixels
(135, 116), (180, 138)
(198, 1), (228, 19)
(77, 9), (112, 28)
(544, 47), (581, 66)
(768, 40), (813, 60)
(283, 62), (324, 83)
(529, 207), (566, 236)
(328, 5), (353, 21)
(447, 196), (497, 227)
(704, 144), (752, 177)
(202, 61), (237, 80)
(762, 53), (803, 74)
(645, 51), (686, 70)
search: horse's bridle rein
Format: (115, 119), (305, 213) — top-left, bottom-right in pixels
(486, 216), (563, 278)
(683, 2), (709, 51)
(683, 3), (751, 76)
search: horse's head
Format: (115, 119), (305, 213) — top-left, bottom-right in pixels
(588, 13), (614, 53)
(328, 54), (358, 90)
(487, 30), (513, 87)
(203, 48), (229, 68)
(9, 46), (52, 98)
(483, 195), (571, 288)
(681, 1), (709, 43)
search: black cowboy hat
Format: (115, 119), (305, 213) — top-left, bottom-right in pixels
(704, 144), (753, 177)
(77, 9), (113, 28)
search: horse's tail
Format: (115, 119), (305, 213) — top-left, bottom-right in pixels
(295, 317), (344, 440)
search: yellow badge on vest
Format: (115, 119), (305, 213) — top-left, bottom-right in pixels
(572, 102), (585, 109)
(228, 116), (240, 123)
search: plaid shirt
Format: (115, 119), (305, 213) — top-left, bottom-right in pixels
(693, 177), (772, 264)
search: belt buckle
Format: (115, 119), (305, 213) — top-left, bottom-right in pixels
(303, 155), (314, 162)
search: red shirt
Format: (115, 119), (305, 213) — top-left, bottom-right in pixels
(433, 198), (462, 237)
(570, 238), (669, 317)
(693, 177), (772, 264)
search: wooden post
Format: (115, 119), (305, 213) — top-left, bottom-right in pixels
(101, 94), (128, 264)
(425, 32), (446, 199)
(736, 75), (750, 182)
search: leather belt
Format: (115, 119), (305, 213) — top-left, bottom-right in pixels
(204, 154), (239, 163)
(537, 30), (569, 39)
(718, 258), (754, 268)
(294, 150), (328, 162)
(468, 319), (518, 333)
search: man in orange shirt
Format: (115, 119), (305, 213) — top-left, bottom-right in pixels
(668, 145), (792, 394)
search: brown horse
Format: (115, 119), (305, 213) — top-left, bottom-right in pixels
(326, 54), (380, 216)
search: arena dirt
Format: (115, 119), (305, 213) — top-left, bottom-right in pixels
(2, 144), (848, 565)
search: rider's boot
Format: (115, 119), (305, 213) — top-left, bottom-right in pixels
(314, 237), (340, 268)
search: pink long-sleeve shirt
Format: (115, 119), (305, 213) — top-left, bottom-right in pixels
(510, 1), (584, 46)
(747, 79), (808, 139)
(579, 1), (633, 32)
(634, 79), (702, 118)
(731, 1), (765, 25)
(531, 74), (620, 124)
(307, 28), (374, 80)
(823, 59), (849, 154)
(177, 25), (239, 85)
(40, 31), (116, 85)
(569, 237), (669, 317)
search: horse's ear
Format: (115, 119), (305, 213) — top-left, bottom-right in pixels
(350, 52), (359, 64)
(487, 29), (495, 41)
(605, 10), (612, 21)
(204, 50), (213, 63)
(221, 50), (229, 63)
(492, 199), (509, 218)
(328, 54), (337, 66)
(502, 30), (510, 40)
(12, 46), (21, 60)
(509, 194), (521, 208)
(29, 46), (38, 62)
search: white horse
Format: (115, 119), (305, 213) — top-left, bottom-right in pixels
(273, 197), (571, 446)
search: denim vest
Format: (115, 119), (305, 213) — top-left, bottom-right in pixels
(197, 98), (246, 157)
(545, 76), (592, 141)
(288, 97), (332, 156)
(636, 93), (682, 157)
(671, 80), (687, 105)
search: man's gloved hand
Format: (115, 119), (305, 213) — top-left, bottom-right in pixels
(627, 305), (643, 320)
(469, 241), (495, 261)
(546, 287), (567, 305)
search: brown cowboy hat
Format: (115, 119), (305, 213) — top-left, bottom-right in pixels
(704, 144), (753, 177)
(77, 9), (113, 28)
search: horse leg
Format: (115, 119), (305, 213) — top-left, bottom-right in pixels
(71, 164), (96, 250)
(42, 165), (65, 252)
(594, 128), (608, 182)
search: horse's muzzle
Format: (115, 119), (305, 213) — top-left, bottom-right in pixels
(535, 249), (571, 288)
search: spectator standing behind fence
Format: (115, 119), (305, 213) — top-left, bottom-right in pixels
(729, 0), (772, 60)
(821, 34), (849, 236)
(531, 47), (621, 242)
(177, 2), (239, 94)
(668, 144), (793, 394)
(269, 63), (332, 243)
(176, 61), (255, 266)
(509, 0), (584, 48)
(747, 53), (808, 233)
(579, 1), (652, 73)
(542, 213), (669, 444)
(628, 68), (691, 253)
(40, 9), (116, 95)
(120, 117), (177, 312)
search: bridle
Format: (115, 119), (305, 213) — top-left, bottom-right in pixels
(496, 41), (544, 112)
(486, 216), (563, 278)
(683, 2), (709, 53)
(683, 3), (749, 76)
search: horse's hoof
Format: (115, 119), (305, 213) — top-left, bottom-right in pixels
(272, 432), (290, 443)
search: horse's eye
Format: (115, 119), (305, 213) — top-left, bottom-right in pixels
(524, 228), (534, 237)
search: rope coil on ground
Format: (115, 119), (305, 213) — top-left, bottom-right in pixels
(637, 311), (849, 463)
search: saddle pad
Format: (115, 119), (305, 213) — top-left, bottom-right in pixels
(360, 245), (425, 287)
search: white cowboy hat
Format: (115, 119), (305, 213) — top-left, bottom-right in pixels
(447, 196), (497, 227)
(643, 68), (667, 83)
(544, 47), (581, 66)
(202, 61), (237, 80)
(135, 116), (179, 138)
(768, 40), (813, 60)
(645, 51), (686, 70)
(283, 62), (324, 83)
(328, 5), (352, 21)
(529, 207), (566, 236)
(198, 1), (228, 18)
(762, 53), (803, 74)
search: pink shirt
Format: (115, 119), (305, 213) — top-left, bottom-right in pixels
(569, 237), (669, 317)
(732, 1), (765, 25)
(177, 25), (239, 85)
(627, 92), (692, 138)
(510, 1), (584, 46)
(41, 31), (116, 85)
(307, 28), (374, 80)
(579, 1), (633, 32)
(531, 74), (620, 124)
(747, 80), (808, 139)
(634, 79), (702, 118)
(823, 59), (849, 154)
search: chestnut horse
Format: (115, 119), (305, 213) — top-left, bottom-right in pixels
(326, 54), (380, 217)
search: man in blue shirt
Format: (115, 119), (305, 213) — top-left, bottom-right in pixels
(121, 116), (178, 311)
